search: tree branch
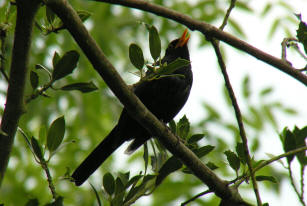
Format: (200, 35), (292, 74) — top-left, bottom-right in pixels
(254, 146), (307, 173)
(219, 0), (237, 30)
(210, 39), (262, 205)
(45, 0), (248, 204)
(0, 0), (40, 185)
(97, 0), (307, 86)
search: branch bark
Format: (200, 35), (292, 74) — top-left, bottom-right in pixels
(0, 0), (40, 185)
(46, 0), (248, 204)
(97, 0), (307, 87)
(211, 39), (262, 206)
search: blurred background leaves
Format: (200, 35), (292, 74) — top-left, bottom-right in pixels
(0, 0), (305, 205)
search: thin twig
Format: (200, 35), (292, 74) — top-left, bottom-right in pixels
(181, 189), (212, 206)
(97, 0), (307, 86)
(210, 39), (262, 206)
(41, 159), (57, 200)
(281, 37), (296, 61)
(292, 43), (307, 60)
(255, 147), (307, 172)
(219, 0), (237, 30)
(234, 146), (307, 188)
(289, 164), (304, 205)
(300, 165), (306, 206)
(25, 80), (53, 104)
(18, 127), (58, 200)
(281, 37), (307, 62)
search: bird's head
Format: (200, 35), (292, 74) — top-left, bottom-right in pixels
(165, 29), (190, 61)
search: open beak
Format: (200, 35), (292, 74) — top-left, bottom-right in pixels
(175, 29), (190, 48)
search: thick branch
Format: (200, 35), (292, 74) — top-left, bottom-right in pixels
(46, 0), (248, 204)
(0, 0), (40, 185)
(97, 0), (307, 86)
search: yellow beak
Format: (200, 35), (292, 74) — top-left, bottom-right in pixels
(175, 29), (190, 48)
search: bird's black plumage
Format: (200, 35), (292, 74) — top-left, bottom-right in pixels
(72, 30), (193, 186)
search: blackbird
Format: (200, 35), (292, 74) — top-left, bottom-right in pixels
(72, 29), (193, 186)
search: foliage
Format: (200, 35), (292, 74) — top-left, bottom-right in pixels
(0, 0), (306, 206)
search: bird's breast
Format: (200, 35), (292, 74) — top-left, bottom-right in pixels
(134, 71), (192, 123)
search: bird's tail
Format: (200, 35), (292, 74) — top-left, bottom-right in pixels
(72, 125), (125, 186)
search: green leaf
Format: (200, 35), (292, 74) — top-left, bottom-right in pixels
(38, 125), (47, 145)
(129, 43), (144, 70)
(114, 177), (125, 195)
(242, 75), (250, 99)
(224, 150), (240, 171)
(203, 103), (220, 120)
(228, 18), (245, 37)
(60, 81), (98, 93)
(247, 106), (263, 130)
(256, 175), (277, 183)
(297, 18), (307, 54)
(177, 115), (190, 140)
(260, 87), (273, 97)
(103, 172), (115, 195)
(156, 156), (182, 186)
(235, 2), (253, 12)
(262, 105), (277, 128)
(125, 183), (141, 202)
(52, 50), (79, 81)
(282, 107), (297, 115)
(35, 64), (51, 78)
(31, 137), (43, 161)
(30, 71), (39, 89)
(46, 6), (55, 24)
(52, 51), (60, 68)
(222, 86), (232, 106)
(148, 25), (161, 60)
(251, 137), (260, 153)
(260, 3), (272, 17)
(206, 161), (218, 170)
(47, 116), (65, 152)
(283, 129), (296, 164)
(268, 18), (280, 39)
(77, 10), (91, 22)
(194, 145), (215, 158)
(236, 142), (246, 164)
(118, 172), (130, 187)
(125, 175), (155, 203)
(168, 120), (176, 134)
(143, 174), (156, 184)
(126, 174), (142, 188)
(156, 58), (190, 76)
(188, 134), (205, 144)
(293, 126), (307, 165)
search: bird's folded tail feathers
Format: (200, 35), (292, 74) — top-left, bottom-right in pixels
(124, 138), (146, 155)
(71, 125), (125, 186)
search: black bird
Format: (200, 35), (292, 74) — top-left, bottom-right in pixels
(72, 29), (193, 186)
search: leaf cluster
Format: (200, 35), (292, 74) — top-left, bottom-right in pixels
(128, 24), (190, 82)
